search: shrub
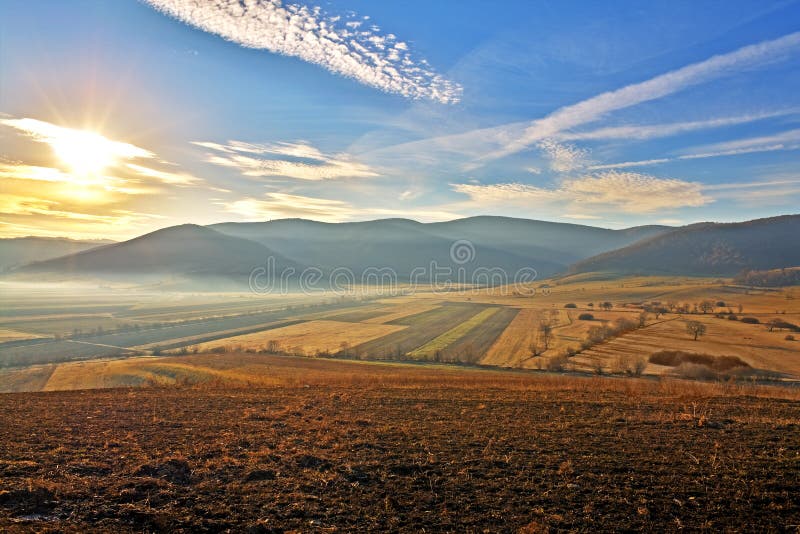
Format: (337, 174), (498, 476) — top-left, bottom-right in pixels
(578, 313), (594, 320)
(564, 303), (577, 308)
(674, 363), (718, 381)
(727, 314), (738, 321)
(613, 354), (647, 376)
(787, 334), (796, 341)
(740, 317), (760, 324)
(545, 354), (570, 372)
(649, 350), (749, 372)
(613, 317), (638, 334)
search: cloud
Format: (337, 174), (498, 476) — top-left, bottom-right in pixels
(452, 171), (710, 214)
(590, 128), (800, 169)
(681, 128), (800, 157)
(701, 177), (800, 206)
(220, 192), (459, 223)
(589, 158), (671, 170)
(0, 193), (141, 224)
(0, 116), (203, 187)
(537, 139), (590, 172)
(0, 115), (208, 238)
(562, 213), (602, 220)
(221, 192), (354, 222)
(373, 32), (800, 165)
(145, 0), (461, 104)
(486, 32), (800, 160)
(0, 117), (154, 163)
(196, 140), (379, 180)
(125, 163), (200, 185)
(561, 110), (795, 141)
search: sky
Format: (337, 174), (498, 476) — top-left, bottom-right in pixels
(1, 0), (799, 239)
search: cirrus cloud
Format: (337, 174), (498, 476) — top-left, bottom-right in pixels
(145, 0), (462, 104)
(195, 139), (379, 180)
(452, 171), (710, 214)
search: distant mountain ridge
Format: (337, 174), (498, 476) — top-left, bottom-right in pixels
(7, 214), (799, 288)
(0, 236), (114, 272)
(569, 215), (800, 276)
(8, 216), (670, 288)
(17, 225), (300, 289)
(209, 216), (669, 276)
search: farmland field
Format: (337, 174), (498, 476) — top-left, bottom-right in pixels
(195, 319), (406, 356)
(1, 275), (799, 391)
(0, 355), (798, 532)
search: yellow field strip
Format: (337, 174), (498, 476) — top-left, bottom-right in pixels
(362, 302), (443, 324)
(196, 320), (406, 355)
(409, 308), (500, 358)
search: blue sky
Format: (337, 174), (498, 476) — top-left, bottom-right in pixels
(0, 0), (799, 238)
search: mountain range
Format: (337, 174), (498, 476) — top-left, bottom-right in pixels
(4, 214), (798, 288)
(0, 236), (115, 273)
(569, 214), (800, 276)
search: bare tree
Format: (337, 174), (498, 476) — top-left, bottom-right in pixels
(529, 341), (545, 357)
(538, 320), (554, 351)
(638, 311), (648, 327)
(685, 320), (707, 341)
(699, 300), (715, 314)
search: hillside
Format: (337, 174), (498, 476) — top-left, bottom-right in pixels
(570, 215), (800, 276)
(0, 237), (113, 272)
(15, 225), (299, 288)
(209, 216), (670, 278)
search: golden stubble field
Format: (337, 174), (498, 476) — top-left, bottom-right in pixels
(1, 275), (798, 392)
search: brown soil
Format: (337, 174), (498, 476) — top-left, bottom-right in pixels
(0, 359), (798, 532)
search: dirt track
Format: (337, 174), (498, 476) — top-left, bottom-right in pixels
(0, 375), (798, 532)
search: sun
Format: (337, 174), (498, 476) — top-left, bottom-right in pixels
(50, 129), (118, 176)
(0, 118), (153, 179)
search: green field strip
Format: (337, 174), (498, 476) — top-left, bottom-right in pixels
(442, 307), (520, 363)
(353, 303), (489, 359)
(408, 308), (501, 358)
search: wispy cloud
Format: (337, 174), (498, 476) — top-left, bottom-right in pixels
(0, 115), (210, 238)
(590, 128), (800, 169)
(0, 116), (203, 187)
(681, 128), (800, 157)
(562, 213), (602, 220)
(196, 140), (379, 180)
(145, 0), (461, 104)
(589, 158), (671, 170)
(374, 32), (800, 166)
(452, 171), (710, 214)
(485, 32), (800, 160)
(537, 139), (590, 172)
(561, 110), (795, 141)
(125, 163), (201, 185)
(0, 117), (153, 161)
(221, 192), (354, 222)
(221, 192), (459, 223)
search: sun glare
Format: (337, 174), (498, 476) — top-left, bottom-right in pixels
(50, 129), (118, 176)
(0, 118), (154, 181)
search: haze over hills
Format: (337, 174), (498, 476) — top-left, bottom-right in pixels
(6, 214), (799, 288)
(0, 237), (114, 273)
(209, 216), (669, 276)
(16, 224), (300, 289)
(570, 215), (800, 276)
